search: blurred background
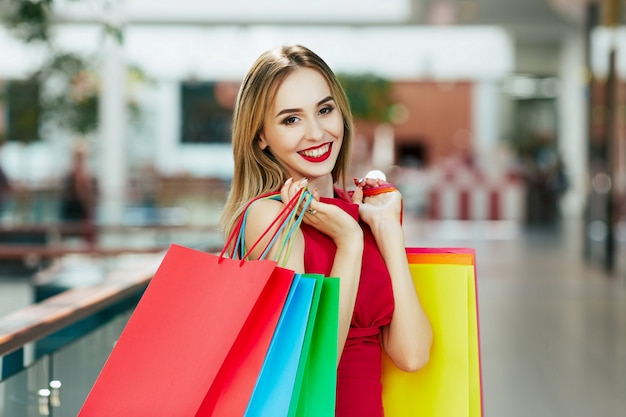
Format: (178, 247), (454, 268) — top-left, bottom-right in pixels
(0, 1), (625, 416)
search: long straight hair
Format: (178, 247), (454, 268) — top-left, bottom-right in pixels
(219, 44), (354, 240)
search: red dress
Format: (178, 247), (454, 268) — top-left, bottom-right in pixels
(300, 192), (395, 417)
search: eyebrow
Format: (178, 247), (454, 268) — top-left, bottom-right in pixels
(274, 96), (334, 118)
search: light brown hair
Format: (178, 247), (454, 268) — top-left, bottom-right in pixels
(219, 44), (354, 240)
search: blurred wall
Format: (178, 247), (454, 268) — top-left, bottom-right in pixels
(2, 19), (606, 221)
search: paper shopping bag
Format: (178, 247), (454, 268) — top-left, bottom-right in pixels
(285, 274), (324, 416)
(244, 274), (317, 417)
(289, 275), (340, 417)
(382, 248), (483, 417)
(198, 264), (297, 416)
(78, 244), (294, 417)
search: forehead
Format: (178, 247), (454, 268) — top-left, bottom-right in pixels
(271, 67), (332, 110)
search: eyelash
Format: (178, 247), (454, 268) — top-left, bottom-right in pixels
(320, 105), (335, 115)
(282, 116), (299, 125)
(281, 105), (335, 126)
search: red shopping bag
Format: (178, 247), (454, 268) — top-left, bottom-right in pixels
(78, 191), (310, 416)
(78, 244), (294, 417)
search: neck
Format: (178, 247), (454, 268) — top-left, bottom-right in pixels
(305, 175), (335, 198)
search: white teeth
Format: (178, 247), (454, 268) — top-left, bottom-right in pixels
(301, 144), (330, 158)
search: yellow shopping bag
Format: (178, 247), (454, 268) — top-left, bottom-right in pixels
(382, 248), (483, 417)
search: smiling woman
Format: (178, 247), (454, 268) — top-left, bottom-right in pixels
(257, 67), (344, 185)
(219, 44), (432, 417)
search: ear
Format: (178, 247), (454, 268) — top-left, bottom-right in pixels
(257, 132), (269, 150)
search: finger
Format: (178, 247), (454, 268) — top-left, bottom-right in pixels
(364, 177), (379, 187)
(302, 187), (319, 217)
(351, 185), (363, 204)
(295, 178), (309, 202)
(310, 188), (319, 201)
(357, 177), (377, 190)
(282, 177), (302, 207)
(291, 177), (309, 215)
(280, 177), (293, 204)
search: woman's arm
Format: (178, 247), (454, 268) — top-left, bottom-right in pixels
(244, 178), (364, 361)
(354, 183), (433, 372)
(375, 219), (432, 372)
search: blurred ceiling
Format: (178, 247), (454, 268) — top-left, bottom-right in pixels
(41, 0), (588, 31)
(3, 0), (622, 76)
(428, 0), (581, 75)
(412, 0), (578, 29)
(1, 0), (616, 32)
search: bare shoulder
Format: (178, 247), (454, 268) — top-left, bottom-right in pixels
(243, 198), (285, 248)
(244, 196), (305, 269)
(246, 198), (284, 226)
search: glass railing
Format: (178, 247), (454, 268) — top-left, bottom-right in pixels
(1, 306), (135, 416)
(0, 250), (162, 416)
(0, 228), (222, 416)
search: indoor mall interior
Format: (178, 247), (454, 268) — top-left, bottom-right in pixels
(1, 1), (625, 416)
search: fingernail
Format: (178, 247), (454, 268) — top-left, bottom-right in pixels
(300, 177), (308, 185)
(285, 177), (293, 185)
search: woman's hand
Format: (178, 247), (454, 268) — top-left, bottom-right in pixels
(351, 177), (403, 230)
(281, 177), (362, 248)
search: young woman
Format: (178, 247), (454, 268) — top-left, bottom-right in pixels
(219, 44), (432, 417)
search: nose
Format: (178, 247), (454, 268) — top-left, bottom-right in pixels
(305, 118), (324, 141)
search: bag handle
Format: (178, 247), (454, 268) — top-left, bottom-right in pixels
(230, 192), (283, 260)
(219, 191), (296, 261)
(220, 188), (313, 266)
(237, 188), (311, 262)
(272, 190), (312, 265)
(237, 189), (312, 266)
(220, 191), (279, 260)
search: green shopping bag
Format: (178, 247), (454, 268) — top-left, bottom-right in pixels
(288, 274), (340, 417)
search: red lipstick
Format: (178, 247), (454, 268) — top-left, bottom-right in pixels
(298, 142), (332, 163)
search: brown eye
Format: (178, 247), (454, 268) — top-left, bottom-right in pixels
(319, 105), (334, 115)
(282, 116), (299, 125)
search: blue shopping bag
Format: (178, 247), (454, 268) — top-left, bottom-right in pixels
(244, 274), (317, 417)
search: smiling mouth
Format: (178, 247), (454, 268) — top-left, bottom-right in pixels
(299, 143), (332, 162)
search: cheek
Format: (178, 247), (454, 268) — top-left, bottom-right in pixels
(262, 127), (298, 152)
(334, 118), (345, 141)
(325, 114), (344, 138)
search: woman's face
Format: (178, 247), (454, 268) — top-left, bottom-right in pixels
(259, 67), (344, 182)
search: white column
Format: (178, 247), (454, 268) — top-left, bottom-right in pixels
(472, 80), (500, 174)
(98, 35), (127, 225)
(558, 31), (587, 219)
(154, 81), (180, 176)
(372, 123), (395, 170)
